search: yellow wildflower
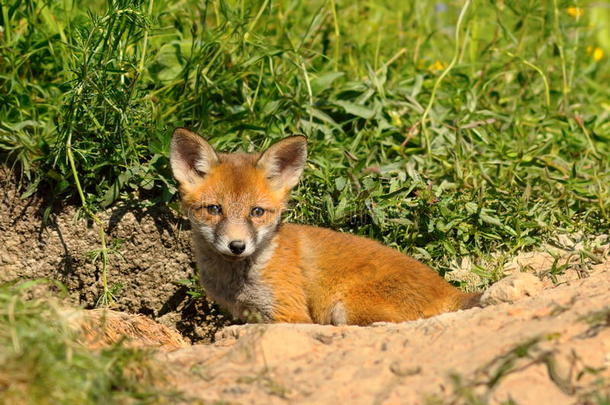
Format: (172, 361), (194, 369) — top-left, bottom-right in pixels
(586, 45), (604, 62)
(389, 111), (402, 127)
(428, 60), (445, 71)
(566, 7), (584, 18)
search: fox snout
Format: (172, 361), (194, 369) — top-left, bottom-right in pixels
(215, 217), (256, 258)
(190, 214), (258, 259)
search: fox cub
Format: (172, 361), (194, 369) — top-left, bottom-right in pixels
(170, 128), (480, 325)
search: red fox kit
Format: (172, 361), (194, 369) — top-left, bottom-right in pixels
(170, 128), (480, 325)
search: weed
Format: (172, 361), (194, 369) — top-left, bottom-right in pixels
(0, 280), (176, 404)
(174, 275), (205, 300)
(1, 1), (609, 293)
(236, 372), (290, 398)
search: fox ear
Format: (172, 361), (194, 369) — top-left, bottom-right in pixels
(170, 127), (219, 185)
(257, 135), (307, 190)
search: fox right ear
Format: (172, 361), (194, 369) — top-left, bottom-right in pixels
(170, 128), (219, 186)
(257, 135), (307, 191)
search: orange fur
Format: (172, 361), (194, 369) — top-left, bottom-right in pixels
(263, 224), (471, 325)
(170, 128), (479, 325)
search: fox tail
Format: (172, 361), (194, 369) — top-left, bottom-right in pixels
(459, 292), (483, 309)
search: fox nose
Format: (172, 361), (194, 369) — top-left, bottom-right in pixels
(228, 240), (246, 255)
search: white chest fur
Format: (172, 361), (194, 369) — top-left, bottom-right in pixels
(191, 230), (276, 321)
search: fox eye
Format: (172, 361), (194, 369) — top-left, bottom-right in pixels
(250, 207), (265, 217)
(206, 205), (222, 215)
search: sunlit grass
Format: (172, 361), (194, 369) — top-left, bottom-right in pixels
(0, 0), (608, 284)
(0, 281), (174, 404)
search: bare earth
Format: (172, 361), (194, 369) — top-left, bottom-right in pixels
(1, 168), (609, 403)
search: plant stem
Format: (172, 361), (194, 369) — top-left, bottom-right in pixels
(421, 0), (472, 158)
(66, 132), (113, 307)
(138, 0), (154, 72)
(247, 0), (270, 36)
(2, 4), (11, 43)
(505, 51), (551, 108)
(329, 0), (340, 71)
(552, 0), (570, 110)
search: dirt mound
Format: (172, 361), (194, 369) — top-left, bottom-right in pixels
(61, 308), (189, 351)
(162, 264), (610, 404)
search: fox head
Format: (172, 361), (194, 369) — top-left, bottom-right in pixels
(170, 128), (307, 260)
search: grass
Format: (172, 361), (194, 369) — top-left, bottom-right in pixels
(0, 280), (175, 404)
(0, 0), (608, 398)
(1, 0), (609, 285)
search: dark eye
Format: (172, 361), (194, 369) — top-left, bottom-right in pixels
(206, 205), (222, 215)
(250, 207), (265, 217)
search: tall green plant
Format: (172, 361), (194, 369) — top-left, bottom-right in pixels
(0, 0), (608, 292)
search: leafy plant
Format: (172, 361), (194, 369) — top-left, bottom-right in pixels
(0, 0), (608, 292)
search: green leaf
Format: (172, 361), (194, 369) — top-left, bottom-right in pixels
(335, 177), (347, 191)
(311, 72), (344, 94)
(479, 211), (503, 227)
(465, 202), (478, 215)
(333, 100), (375, 119)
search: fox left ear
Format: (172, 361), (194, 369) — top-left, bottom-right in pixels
(170, 127), (219, 186)
(257, 136), (307, 190)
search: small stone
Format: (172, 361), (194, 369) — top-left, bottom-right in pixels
(481, 272), (544, 306)
(389, 360), (421, 377)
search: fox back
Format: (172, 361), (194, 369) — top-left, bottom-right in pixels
(170, 128), (479, 324)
